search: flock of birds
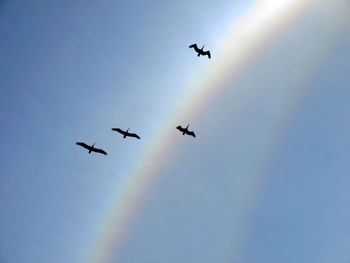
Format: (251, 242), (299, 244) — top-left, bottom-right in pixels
(76, 43), (211, 155)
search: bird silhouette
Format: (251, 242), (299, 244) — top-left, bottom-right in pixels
(189, 44), (211, 59)
(176, 124), (196, 137)
(112, 128), (141, 139)
(76, 142), (107, 155)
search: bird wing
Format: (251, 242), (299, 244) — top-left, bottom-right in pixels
(187, 131), (196, 137)
(76, 142), (91, 150)
(189, 44), (200, 53)
(128, 133), (141, 139)
(176, 125), (185, 132)
(93, 147), (107, 155)
(112, 128), (125, 135)
(203, 50), (211, 59)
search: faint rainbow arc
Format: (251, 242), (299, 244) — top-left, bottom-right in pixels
(84, 0), (336, 262)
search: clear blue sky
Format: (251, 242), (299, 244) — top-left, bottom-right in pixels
(1, 1), (349, 263)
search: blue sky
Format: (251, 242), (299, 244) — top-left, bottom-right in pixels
(241, 32), (350, 263)
(1, 1), (349, 263)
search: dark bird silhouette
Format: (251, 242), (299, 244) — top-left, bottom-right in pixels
(112, 128), (141, 139)
(189, 44), (211, 59)
(76, 142), (107, 155)
(176, 124), (196, 137)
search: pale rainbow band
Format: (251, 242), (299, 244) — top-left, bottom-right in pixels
(85, 0), (348, 262)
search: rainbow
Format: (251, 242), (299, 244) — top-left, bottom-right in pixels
(84, 0), (349, 262)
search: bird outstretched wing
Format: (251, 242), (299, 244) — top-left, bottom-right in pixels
(93, 148), (107, 155)
(76, 142), (91, 150)
(187, 131), (196, 137)
(112, 128), (124, 134)
(128, 133), (141, 139)
(203, 50), (211, 59)
(189, 44), (200, 53)
(176, 125), (185, 132)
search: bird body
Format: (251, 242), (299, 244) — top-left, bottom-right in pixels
(176, 125), (196, 137)
(189, 43), (211, 59)
(76, 142), (107, 155)
(112, 128), (141, 139)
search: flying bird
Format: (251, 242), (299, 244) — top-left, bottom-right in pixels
(112, 128), (141, 139)
(76, 142), (107, 155)
(176, 124), (196, 137)
(189, 43), (211, 59)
